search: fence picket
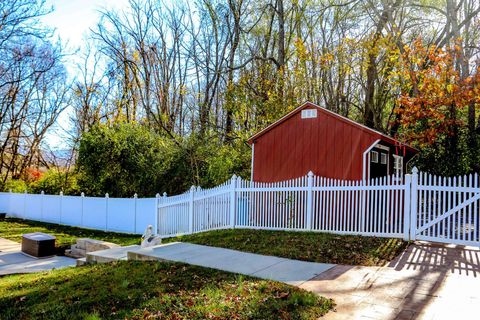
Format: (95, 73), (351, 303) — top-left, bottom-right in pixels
(468, 174), (472, 242)
(462, 175), (467, 241)
(475, 174), (478, 242)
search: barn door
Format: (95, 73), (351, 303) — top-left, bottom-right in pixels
(369, 147), (389, 179)
(411, 168), (480, 246)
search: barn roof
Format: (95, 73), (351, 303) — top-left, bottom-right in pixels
(247, 101), (417, 153)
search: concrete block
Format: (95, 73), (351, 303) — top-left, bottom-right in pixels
(75, 238), (120, 253)
(65, 247), (87, 258)
(85, 241), (119, 253)
(86, 245), (141, 264)
(76, 257), (87, 267)
(75, 238), (90, 250)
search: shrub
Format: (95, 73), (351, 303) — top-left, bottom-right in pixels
(76, 124), (253, 197)
(197, 137), (251, 187)
(2, 179), (28, 193)
(29, 170), (80, 195)
(77, 123), (180, 197)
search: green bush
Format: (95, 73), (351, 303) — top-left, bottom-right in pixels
(77, 123), (181, 197)
(76, 123), (252, 197)
(29, 170), (80, 195)
(196, 137), (251, 187)
(2, 179), (28, 193)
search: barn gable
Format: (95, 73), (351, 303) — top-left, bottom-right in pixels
(249, 101), (416, 182)
(248, 101), (413, 149)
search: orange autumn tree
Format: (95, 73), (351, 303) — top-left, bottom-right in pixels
(393, 38), (480, 174)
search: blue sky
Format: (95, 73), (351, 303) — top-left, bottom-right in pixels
(43, 0), (130, 49)
(41, 0), (132, 149)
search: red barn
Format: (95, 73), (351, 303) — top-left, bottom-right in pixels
(248, 101), (417, 182)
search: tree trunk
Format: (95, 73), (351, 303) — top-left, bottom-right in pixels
(364, 0), (401, 129)
(276, 0), (285, 102)
(225, 0), (242, 142)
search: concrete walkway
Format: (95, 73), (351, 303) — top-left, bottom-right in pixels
(127, 242), (336, 286)
(0, 238), (76, 275)
(300, 242), (480, 320)
(0, 238), (22, 253)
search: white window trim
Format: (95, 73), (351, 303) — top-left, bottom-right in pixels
(393, 154), (403, 180)
(301, 109), (318, 119)
(363, 139), (381, 181)
(371, 151), (379, 163)
(250, 143), (255, 181)
(376, 144), (390, 151)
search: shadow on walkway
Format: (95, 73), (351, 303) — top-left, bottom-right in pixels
(301, 242), (480, 319)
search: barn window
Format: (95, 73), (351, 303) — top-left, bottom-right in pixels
(301, 109), (317, 119)
(370, 151), (378, 163)
(380, 153), (387, 164)
(393, 155), (403, 177)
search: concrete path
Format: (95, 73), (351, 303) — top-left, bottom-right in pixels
(0, 238), (21, 252)
(128, 242), (335, 286)
(300, 242), (480, 320)
(0, 238), (76, 275)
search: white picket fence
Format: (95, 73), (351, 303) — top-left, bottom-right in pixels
(0, 191), (158, 234)
(157, 168), (480, 247)
(158, 172), (409, 239)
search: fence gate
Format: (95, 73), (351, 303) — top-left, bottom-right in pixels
(411, 168), (480, 246)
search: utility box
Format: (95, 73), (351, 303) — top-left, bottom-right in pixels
(21, 232), (56, 258)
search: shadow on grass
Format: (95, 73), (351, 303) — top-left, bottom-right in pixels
(0, 260), (334, 320)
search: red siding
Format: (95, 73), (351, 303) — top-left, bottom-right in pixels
(252, 104), (383, 182)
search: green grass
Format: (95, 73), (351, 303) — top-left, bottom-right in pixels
(0, 218), (407, 266)
(165, 229), (408, 266)
(0, 261), (334, 320)
(0, 218), (139, 253)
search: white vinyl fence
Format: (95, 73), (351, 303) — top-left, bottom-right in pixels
(0, 191), (158, 234)
(158, 168), (480, 247)
(158, 172), (409, 239)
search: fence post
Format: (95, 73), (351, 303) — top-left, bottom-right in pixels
(40, 190), (44, 221)
(23, 190), (27, 220)
(409, 167), (419, 240)
(229, 175), (237, 228)
(80, 192), (85, 227)
(188, 186), (195, 234)
(306, 171), (314, 230)
(133, 193), (138, 234)
(361, 180), (366, 232)
(105, 193), (109, 232)
(59, 191), (63, 224)
(8, 189), (12, 217)
(403, 174), (412, 240)
(155, 193), (161, 235)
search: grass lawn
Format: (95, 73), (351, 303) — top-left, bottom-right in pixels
(0, 218), (408, 266)
(165, 229), (408, 266)
(0, 261), (334, 320)
(0, 217), (139, 253)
